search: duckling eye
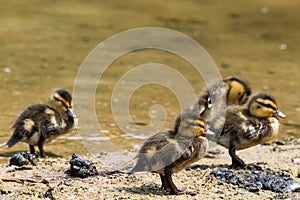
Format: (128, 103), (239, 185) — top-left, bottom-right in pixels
(257, 105), (261, 109)
(207, 97), (212, 106)
(256, 100), (277, 111)
(54, 96), (69, 109)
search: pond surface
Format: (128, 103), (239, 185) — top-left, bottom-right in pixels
(0, 0), (299, 164)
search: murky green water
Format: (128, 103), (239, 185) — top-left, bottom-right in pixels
(0, 0), (299, 164)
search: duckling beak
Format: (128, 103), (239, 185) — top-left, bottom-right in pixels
(207, 102), (213, 109)
(274, 109), (286, 119)
(68, 108), (76, 118)
(205, 129), (215, 136)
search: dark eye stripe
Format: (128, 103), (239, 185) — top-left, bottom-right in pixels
(226, 85), (232, 99)
(238, 93), (245, 102)
(256, 101), (276, 110)
(54, 96), (69, 109)
(186, 121), (205, 129)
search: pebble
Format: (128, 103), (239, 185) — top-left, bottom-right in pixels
(9, 152), (38, 166)
(292, 157), (300, 163)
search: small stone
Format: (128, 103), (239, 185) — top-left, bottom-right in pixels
(64, 180), (71, 186)
(292, 157), (300, 163)
(68, 195), (76, 200)
(9, 152), (37, 166)
(44, 187), (55, 200)
(86, 188), (94, 194)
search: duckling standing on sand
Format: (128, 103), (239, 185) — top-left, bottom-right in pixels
(7, 89), (76, 157)
(129, 110), (214, 195)
(216, 92), (286, 168)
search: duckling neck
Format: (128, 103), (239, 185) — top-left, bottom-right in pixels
(66, 111), (75, 129)
(60, 110), (74, 130)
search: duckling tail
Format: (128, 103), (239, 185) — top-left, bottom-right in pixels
(128, 165), (138, 175)
(7, 136), (20, 147)
(128, 171), (134, 176)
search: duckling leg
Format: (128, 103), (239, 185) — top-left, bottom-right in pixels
(164, 172), (197, 196)
(29, 145), (36, 155)
(38, 143), (46, 158)
(228, 145), (246, 168)
(164, 172), (180, 195)
(159, 174), (170, 191)
(38, 127), (47, 158)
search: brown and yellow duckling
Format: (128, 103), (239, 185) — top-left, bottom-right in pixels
(194, 76), (251, 116)
(129, 110), (213, 195)
(7, 89), (76, 157)
(223, 76), (251, 106)
(216, 92), (286, 168)
(192, 76), (251, 140)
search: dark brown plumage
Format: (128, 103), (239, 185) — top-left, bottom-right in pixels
(7, 89), (75, 157)
(129, 110), (212, 195)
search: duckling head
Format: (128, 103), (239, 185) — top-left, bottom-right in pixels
(224, 76), (251, 105)
(49, 89), (74, 116)
(248, 92), (286, 119)
(175, 110), (212, 138)
(196, 80), (227, 117)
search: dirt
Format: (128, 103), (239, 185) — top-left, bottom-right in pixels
(1, 140), (300, 199)
(0, 0), (299, 199)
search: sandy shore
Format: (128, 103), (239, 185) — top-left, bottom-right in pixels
(1, 139), (300, 200)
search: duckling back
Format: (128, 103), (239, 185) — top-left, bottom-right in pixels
(129, 130), (177, 173)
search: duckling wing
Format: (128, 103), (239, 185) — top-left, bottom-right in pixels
(222, 116), (273, 150)
(130, 131), (188, 173)
(7, 104), (70, 147)
(244, 118), (278, 143)
(169, 137), (209, 173)
(243, 121), (262, 140)
(217, 107), (250, 148)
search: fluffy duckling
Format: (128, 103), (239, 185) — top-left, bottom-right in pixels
(129, 110), (213, 195)
(192, 77), (251, 140)
(223, 76), (251, 106)
(7, 89), (75, 157)
(216, 92), (286, 168)
(194, 76), (251, 117)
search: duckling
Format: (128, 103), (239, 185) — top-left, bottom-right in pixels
(194, 76), (251, 117)
(223, 76), (251, 106)
(129, 110), (213, 195)
(216, 92), (286, 168)
(192, 76), (251, 140)
(7, 89), (75, 157)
